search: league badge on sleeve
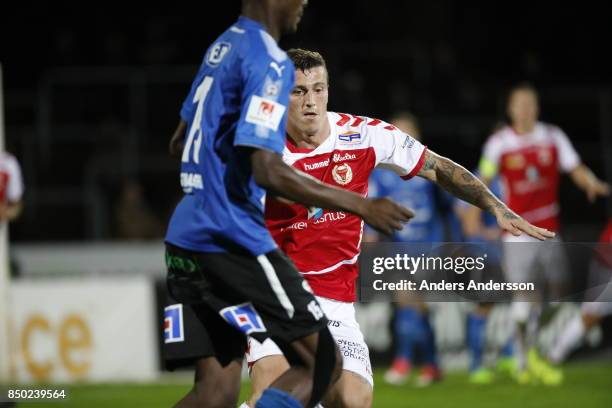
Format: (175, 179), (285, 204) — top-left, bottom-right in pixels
(164, 304), (185, 343)
(220, 302), (267, 335)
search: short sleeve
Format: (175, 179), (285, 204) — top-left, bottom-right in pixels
(372, 121), (427, 180)
(234, 49), (294, 155)
(552, 127), (581, 172)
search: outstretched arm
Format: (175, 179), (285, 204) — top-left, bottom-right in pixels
(417, 150), (554, 240)
(569, 164), (610, 202)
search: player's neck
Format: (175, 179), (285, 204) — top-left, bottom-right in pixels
(241, 6), (281, 41)
(287, 120), (330, 150)
(512, 121), (536, 135)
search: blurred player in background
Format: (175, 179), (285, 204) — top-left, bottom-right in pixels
(475, 82), (610, 385)
(0, 151), (24, 225)
(162, 1), (423, 407)
(0, 150), (24, 282)
(369, 113), (446, 387)
(245, 49), (555, 408)
(548, 218), (612, 364)
(454, 173), (516, 384)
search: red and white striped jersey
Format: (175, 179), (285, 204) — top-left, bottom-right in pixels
(478, 122), (580, 232)
(265, 112), (427, 301)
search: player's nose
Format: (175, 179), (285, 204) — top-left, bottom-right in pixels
(304, 93), (316, 107)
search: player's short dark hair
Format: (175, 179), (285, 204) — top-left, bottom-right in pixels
(507, 81), (538, 103)
(504, 81), (539, 124)
(287, 48), (328, 82)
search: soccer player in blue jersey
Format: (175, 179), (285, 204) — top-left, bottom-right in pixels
(454, 174), (515, 384)
(368, 113), (446, 386)
(163, 2), (416, 408)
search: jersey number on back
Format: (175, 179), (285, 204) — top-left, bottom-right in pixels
(182, 76), (214, 164)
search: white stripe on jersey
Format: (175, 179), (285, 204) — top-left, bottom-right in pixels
(258, 30), (287, 62)
(230, 26), (245, 34)
(300, 253), (360, 275)
(257, 255), (295, 318)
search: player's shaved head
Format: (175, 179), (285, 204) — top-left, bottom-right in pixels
(241, 0), (307, 38)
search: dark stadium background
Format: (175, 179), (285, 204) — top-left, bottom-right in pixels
(1, 2), (612, 405)
(1, 0), (610, 243)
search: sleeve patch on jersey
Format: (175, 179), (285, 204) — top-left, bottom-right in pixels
(245, 95), (286, 132)
(220, 302), (267, 335)
(206, 42), (232, 67)
(164, 304), (185, 343)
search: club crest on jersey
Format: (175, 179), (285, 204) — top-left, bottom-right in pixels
(332, 163), (353, 185)
(206, 42), (232, 67)
(220, 302), (266, 335)
(338, 131), (361, 145)
(263, 76), (282, 98)
(505, 154), (525, 170)
(164, 304), (184, 343)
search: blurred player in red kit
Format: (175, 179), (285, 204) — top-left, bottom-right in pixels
(0, 151), (24, 223)
(475, 83), (610, 384)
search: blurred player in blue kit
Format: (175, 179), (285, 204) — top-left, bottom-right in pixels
(368, 113), (446, 386)
(163, 1), (414, 407)
(454, 172), (515, 384)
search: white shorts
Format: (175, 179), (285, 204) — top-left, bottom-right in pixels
(502, 235), (568, 286)
(246, 296), (373, 387)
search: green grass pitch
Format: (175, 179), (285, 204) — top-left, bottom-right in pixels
(16, 362), (612, 408)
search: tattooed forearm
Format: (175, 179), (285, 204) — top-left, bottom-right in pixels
(421, 154), (436, 172)
(426, 152), (517, 219)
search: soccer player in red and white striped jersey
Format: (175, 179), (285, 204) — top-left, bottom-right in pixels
(244, 50), (555, 408)
(476, 83), (610, 384)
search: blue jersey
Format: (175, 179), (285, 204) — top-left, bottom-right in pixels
(166, 17), (295, 256)
(453, 173), (503, 263)
(453, 174), (502, 231)
(368, 169), (447, 242)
